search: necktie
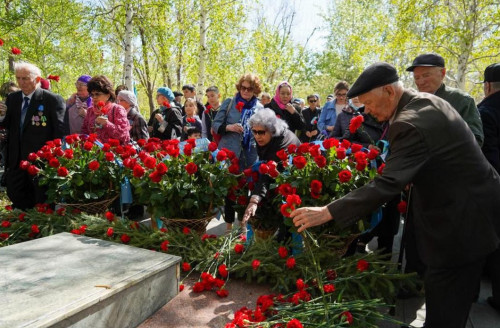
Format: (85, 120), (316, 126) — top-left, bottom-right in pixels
(20, 96), (29, 129)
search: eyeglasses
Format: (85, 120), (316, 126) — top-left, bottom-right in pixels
(240, 85), (254, 92)
(308, 99), (317, 103)
(251, 129), (267, 135)
(90, 92), (105, 97)
(335, 93), (347, 97)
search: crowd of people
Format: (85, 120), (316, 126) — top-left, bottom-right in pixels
(0, 56), (499, 327)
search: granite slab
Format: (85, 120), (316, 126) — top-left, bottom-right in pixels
(0, 232), (180, 328)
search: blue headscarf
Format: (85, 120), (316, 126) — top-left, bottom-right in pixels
(157, 87), (175, 102)
(235, 93), (258, 150)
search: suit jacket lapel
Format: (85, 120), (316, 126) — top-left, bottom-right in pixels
(23, 88), (43, 131)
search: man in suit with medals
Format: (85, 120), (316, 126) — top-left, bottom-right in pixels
(291, 62), (500, 328)
(1, 62), (66, 209)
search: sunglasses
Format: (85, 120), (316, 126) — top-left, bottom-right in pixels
(240, 85), (254, 92)
(308, 99), (317, 103)
(90, 92), (105, 97)
(251, 129), (267, 135)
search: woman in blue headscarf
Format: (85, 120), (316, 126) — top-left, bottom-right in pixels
(212, 73), (264, 231)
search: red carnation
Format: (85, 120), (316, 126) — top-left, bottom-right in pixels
(193, 282), (205, 293)
(357, 259), (369, 272)
(64, 149), (74, 159)
(183, 143), (193, 156)
(310, 180), (322, 193)
(31, 224), (40, 234)
(278, 183), (296, 196)
(105, 211), (115, 222)
(48, 157), (60, 168)
(47, 75), (60, 82)
(296, 278), (306, 290)
(216, 150), (227, 161)
(252, 259), (261, 270)
(179, 284), (184, 292)
(228, 163), (239, 175)
(121, 234), (131, 244)
(314, 155), (326, 168)
(397, 200), (407, 214)
(106, 227), (114, 237)
(181, 262), (191, 272)
(19, 212), (26, 221)
(185, 162), (198, 175)
(20, 160), (30, 170)
(218, 264), (228, 278)
(186, 117), (196, 123)
(341, 311), (354, 325)
(280, 203), (295, 217)
(338, 170), (352, 183)
(336, 147), (346, 159)
(286, 194), (301, 206)
(143, 156), (156, 169)
(287, 318), (303, 328)
(27, 165), (40, 175)
(287, 144), (297, 153)
(276, 149), (288, 161)
(341, 139), (351, 149)
(292, 155), (307, 169)
(97, 101), (105, 108)
(0, 39), (3, 46)
(350, 143), (363, 153)
(286, 257), (296, 269)
(182, 227), (191, 235)
(160, 240), (169, 251)
(327, 269), (337, 280)
(11, 47), (21, 55)
(105, 152), (114, 161)
(236, 101), (244, 112)
(162, 101), (171, 108)
(322, 138), (338, 149)
(57, 166), (69, 177)
(88, 160), (100, 171)
(278, 246), (288, 259)
(234, 243), (244, 254)
(1, 220), (11, 228)
(208, 141), (218, 152)
(349, 114), (364, 134)
(377, 163), (385, 175)
(133, 164), (145, 178)
(216, 288), (229, 298)
(0, 233), (10, 240)
(27, 152), (38, 161)
(259, 163), (269, 174)
(367, 148), (379, 160)
(323, 283), (335, 293)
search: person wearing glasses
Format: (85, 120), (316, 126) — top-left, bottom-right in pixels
(241, 108), (300, 234)
(212, 73), (264, 232)
(300, 94), (322, 142)
(81, 75), (130, 144)
(318, 81), (349, 137)
(65, 75), (92, 134)
(265, 81), (305, 134)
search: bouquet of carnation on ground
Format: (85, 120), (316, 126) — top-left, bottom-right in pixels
(23, 134), (124, 204)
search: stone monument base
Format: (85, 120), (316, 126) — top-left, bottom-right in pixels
(0, 232), (180, 328)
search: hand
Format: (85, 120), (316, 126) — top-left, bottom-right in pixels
(326, 126), (334, 132)
(147, 126), (153, 133)
(183, 126), (188, 133)
(291, 206), (333, 233)
(242, 202), (258, 224)
(285, 103), (295, 114)
(305, 131), (312, 138)
(95, 116), (108, 126)
(311, 130), (318, 136)
(155, 113), (164, 123)
(78, 107), (87, 117)
(368, 144), (381, 152)
(226, 123), (243, 134)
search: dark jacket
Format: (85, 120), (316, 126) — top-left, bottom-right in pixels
(327, 89), (500, 269)
(478, 91), (500, 173)
(265, 99), (305, 132)
(435, 83), (484, 146)
(253, 129), (301, 199)
(2, 88), (66, 169)
(300, 107), (322, 142)
(148, 105), (183, 140)
(334, 106), (384, 147)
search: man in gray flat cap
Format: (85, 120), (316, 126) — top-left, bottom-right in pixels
(407, 53), (484, 145)
(291, 62), (500, 328)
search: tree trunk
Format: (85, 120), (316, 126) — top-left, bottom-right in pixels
(197, 3), (208, 100)
(139, 26), (155, 114)
(123, 2), (134, 91)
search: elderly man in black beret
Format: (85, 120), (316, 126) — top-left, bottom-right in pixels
(291, 62), (500, 328)
(407, 53), (484, 146)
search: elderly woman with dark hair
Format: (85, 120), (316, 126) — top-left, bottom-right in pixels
(242, 108), (300, 225)
(81, 75), (130, 144)
(212, 73), (264, 231)
(117, 90), (149, 141)
(66, 75), (92, 134)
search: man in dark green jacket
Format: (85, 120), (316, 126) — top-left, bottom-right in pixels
(406, 53), (484, 146)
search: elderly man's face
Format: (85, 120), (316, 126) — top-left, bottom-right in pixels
(15, 68), (39, 95)
(412, 66), (445, 94)
(358, 86), (396, 122)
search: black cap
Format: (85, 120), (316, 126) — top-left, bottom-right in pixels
(173, 91), (183, 97)
(406, 53), (445, 71)
(347, 62), (400, 98)
(483, 63), (500, 83)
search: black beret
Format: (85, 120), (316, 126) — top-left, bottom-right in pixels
(173, 91), (183, 97)
(483, 63), (500, 83)
(347, 62), (399, 98)
(406, 53), (445, 71)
